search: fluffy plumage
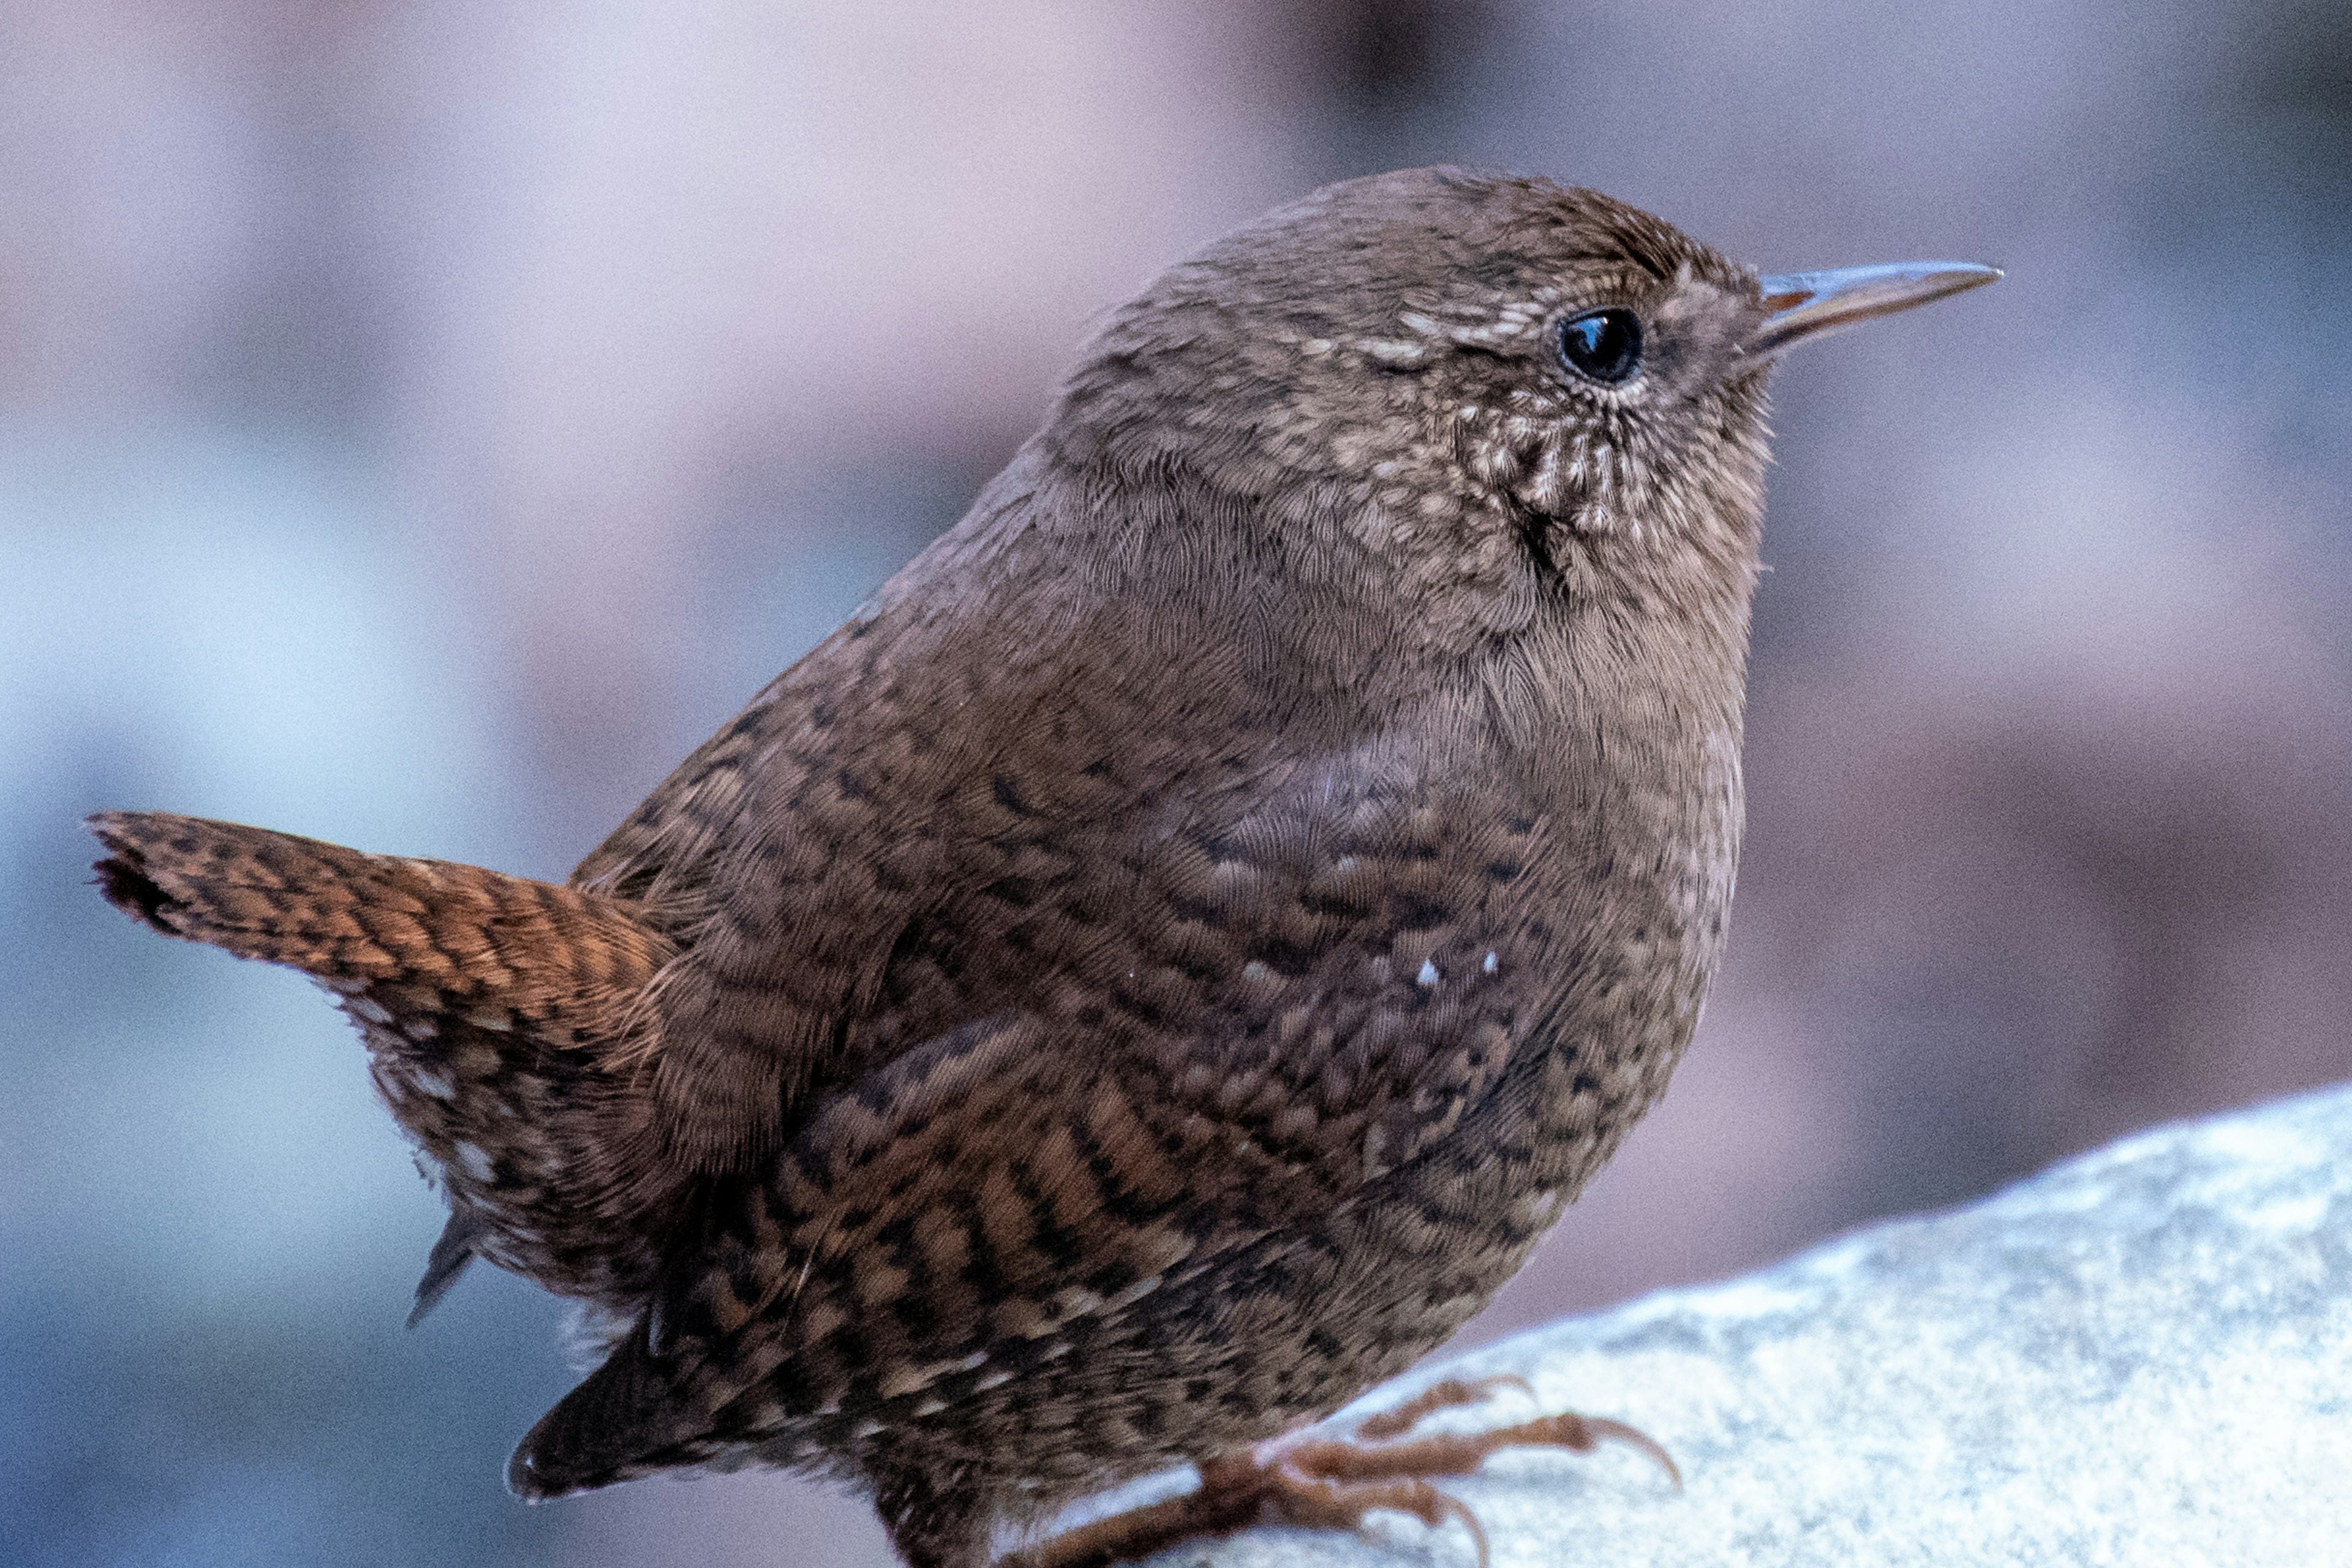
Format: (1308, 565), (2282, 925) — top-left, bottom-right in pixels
(95, 167), (1782, 1568)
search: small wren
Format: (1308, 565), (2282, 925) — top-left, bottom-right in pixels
(90, 168), (1996, 1568)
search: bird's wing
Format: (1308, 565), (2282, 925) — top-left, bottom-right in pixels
(560, 601), (974, 1176)
(510, 747), (1550, 1496)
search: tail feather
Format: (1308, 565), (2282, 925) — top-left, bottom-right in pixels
(407, 1208), (482, 1328)
(89, 810), (682, 1306)
(508, 1324), (790, 1501)
(89, 810), (668, 1008)
(508, 1332), (676, 1499)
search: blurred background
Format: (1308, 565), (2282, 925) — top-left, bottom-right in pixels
(4, 1), (2348, 1563)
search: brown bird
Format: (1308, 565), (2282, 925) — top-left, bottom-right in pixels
(89, 168), (1995, 1568)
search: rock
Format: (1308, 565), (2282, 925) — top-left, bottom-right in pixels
(1089, 1083), (2352, 1567)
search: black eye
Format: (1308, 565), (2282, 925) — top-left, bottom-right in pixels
(1557, 308), (1643, 385)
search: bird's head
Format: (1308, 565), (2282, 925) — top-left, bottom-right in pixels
(1041, 167), (1994, 673)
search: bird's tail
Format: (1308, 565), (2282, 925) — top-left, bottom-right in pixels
(89, 810), (682, 1308)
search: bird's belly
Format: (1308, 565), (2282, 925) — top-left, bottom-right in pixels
(840, 787), (1741, 1510)
(863, 918), (1722, 1511)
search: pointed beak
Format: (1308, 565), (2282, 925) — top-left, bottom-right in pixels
(1747, 261), (2002, 358)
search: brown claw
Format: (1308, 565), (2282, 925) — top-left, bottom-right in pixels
(1572, 1414), (1683, 1492)
(1356, 1374), (1536, 1441)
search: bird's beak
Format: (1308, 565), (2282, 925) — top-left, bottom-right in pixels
(1746, 261), (2002, 358)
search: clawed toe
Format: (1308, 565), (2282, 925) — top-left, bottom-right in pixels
(1338, 1374), (1679, 1491)
(1355, 1374), (1534, 1440)
(1006, 1380), (1675, 1568)
(1268, 1472), (1490, 1567)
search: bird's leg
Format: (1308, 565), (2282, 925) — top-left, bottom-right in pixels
(1005, 1379), (1675, 1568)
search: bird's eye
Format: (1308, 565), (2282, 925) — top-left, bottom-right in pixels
(1557, 309), (1643, 385)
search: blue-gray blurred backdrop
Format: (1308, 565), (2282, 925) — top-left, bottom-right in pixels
(6, 2), (2348, 1564)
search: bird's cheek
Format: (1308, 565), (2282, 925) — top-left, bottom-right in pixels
(1461, 421), (1578, 522)
(1511, 432), (1575, 517)
(1460, 425), (1531, 492)
(1457, 417), (1642, 557)
(1504, 428), (1635, 541)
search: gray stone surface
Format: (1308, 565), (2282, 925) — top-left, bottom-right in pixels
(1086, 1083), (2352, 1567)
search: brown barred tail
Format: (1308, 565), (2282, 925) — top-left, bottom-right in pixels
(88, 809), (682, 1306)
(89, 810), (668, 1009)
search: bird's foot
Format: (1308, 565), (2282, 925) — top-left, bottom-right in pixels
(1006, 1376), (1677, 1568)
